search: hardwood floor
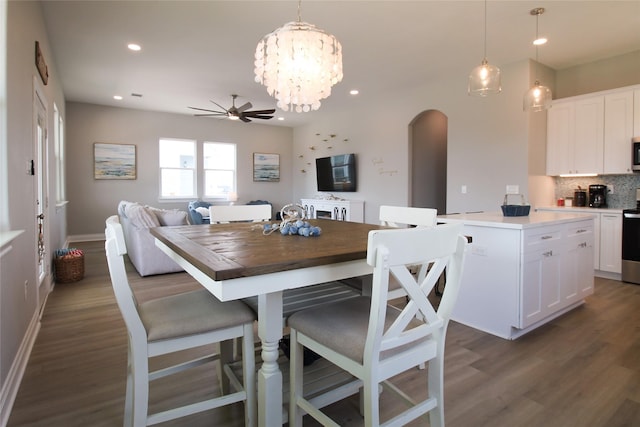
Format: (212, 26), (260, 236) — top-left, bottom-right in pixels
(7, 240), (640, 426)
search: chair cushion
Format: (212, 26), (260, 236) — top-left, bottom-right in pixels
(288, 296), (426, 364)
(139, 289), (256, 341)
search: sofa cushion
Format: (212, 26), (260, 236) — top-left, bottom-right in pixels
(120, 201), (160, 228)
(150, 208), (188, 226)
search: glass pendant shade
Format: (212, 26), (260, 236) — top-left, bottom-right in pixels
(523, 81), (552, 112)
(254, 20), (343, 113)
(468, 58), (501, 96)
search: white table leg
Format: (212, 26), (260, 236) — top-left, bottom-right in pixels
(257, 291), (283, 426)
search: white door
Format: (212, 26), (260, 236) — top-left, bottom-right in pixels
(34, 79), (50, 305)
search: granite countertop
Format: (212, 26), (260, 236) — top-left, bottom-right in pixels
(536, 206), (623, 214)
(437, 211), (595, 230)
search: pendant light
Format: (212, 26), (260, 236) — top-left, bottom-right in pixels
(254, 0), (343, 113)
(523, 7), (552, 112)
(468, 0), (501, 96)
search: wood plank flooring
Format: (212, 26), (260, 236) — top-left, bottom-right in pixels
(6, 240), (640, 426)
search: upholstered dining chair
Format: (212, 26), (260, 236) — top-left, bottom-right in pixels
(288, 224), (467, 427)
(104, 215), (256, 427)
(348, 205), (439, 300)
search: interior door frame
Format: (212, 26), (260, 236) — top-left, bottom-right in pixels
(33, 76), (51, 307)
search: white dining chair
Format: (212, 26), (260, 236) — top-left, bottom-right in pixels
(288, 224), (467, 427)
(348, 205), (439, 300)
(104, 215), (257, 427)
(209, 204), (272, 223)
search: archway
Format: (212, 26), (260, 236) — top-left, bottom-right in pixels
(409, 110), (447, 214)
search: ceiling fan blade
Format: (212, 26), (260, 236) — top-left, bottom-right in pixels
(188, 106), (225, 114)
(193, 113), (226, 117)
(239, 116), (251, 123)
(244, 109), (276, 116)
(236, 102), (252, 113)
(209, 100), (229, 112)
(250, 115), (274, 120)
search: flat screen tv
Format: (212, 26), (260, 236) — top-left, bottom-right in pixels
(316, 153), (357, 192)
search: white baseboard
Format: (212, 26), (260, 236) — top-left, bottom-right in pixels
(0, 310), (41, 427)
(68, 233), (104, 243)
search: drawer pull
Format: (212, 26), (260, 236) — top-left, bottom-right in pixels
(543, 250), (553, 257)
(541, 235), (553, 240)
(576, 229), (588, 234)
(579, 242), (587, 248)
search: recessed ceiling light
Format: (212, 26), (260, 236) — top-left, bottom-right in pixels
(349, 89), (359, 95)
(533, 37), (547, 46)
(127, 43), (141, 51)
(277, 117), (285, 121)
(113, 95), (123, 100)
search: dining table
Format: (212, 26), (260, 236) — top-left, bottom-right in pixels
(150, 219), (384, 426)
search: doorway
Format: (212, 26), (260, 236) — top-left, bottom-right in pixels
(409, 110), (447, 213)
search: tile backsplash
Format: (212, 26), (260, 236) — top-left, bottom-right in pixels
(555, 175), (640, 209)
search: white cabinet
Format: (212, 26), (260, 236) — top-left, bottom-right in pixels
(546, 84), (640, 176)
(603, 90), (634, 174)
(547, 97), (603, 175)
(537, 207), (622, 276)
(520, 226), (563, 328)
(634, 89), (640, 136)
(300, 199), (364, 223)
(438, 213), (594, 340)
(599, 213), (622, 273)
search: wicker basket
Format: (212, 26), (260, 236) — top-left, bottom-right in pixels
(55, 254), (85, 283)
(501, 194), (531, 217)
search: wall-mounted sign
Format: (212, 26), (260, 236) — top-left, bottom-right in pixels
(35, 41), (48, 85)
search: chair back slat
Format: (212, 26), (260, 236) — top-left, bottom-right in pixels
(209, 204), (271, 223)
(364, 224), (467, 364)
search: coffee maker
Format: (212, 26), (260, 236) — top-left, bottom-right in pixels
(589, 184), (607, 208)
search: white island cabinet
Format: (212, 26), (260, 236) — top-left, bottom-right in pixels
(437, 211), (594, 340)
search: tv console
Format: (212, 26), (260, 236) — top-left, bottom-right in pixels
(300, 198), (364, 223)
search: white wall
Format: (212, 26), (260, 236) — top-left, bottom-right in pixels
(292, 59), (550, 222)
(65, 103), (294, 236)
(2, 1), (67, 423)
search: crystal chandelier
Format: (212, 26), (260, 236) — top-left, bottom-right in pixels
(468, 0), (501, 96)
(254, 1), (343, 112)
(523, 7), (552, 112)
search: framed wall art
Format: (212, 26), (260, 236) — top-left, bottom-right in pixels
(94, 143), (137, 180)
(253, 153), (280, 182)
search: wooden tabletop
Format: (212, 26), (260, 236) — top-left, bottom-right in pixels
(151, 220), (384, 281)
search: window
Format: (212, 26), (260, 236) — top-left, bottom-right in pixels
(54, 103), (66, 204)
(203, 142), (236, 199)
(159, 138), (196, 199)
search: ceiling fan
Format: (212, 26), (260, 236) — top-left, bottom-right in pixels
(188, 94), (276, 123)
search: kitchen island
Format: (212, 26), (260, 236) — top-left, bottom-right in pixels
(438, 211), (595, 340)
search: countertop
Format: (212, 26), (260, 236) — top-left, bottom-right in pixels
(437, 211), (595, 230)
(536, 206), (623, 214)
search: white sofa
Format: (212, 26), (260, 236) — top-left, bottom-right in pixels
(117, 201), (188, 276)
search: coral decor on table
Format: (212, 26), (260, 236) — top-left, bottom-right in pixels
(256, 203), (322, 237)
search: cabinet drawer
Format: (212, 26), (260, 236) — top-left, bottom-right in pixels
(523, 227), (562, 252)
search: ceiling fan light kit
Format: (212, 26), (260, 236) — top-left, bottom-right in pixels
(523, 7), (552, 112)
(468, 0), (501, 96)
(254, 1), (343, 113)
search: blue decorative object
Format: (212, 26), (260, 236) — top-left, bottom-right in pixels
(259, 203), (322, 237)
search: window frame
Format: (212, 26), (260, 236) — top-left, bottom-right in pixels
(202, 141), (237, 201)
(158, 137), (197, 201)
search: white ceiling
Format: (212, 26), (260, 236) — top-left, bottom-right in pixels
(40, 0), (640, 127)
